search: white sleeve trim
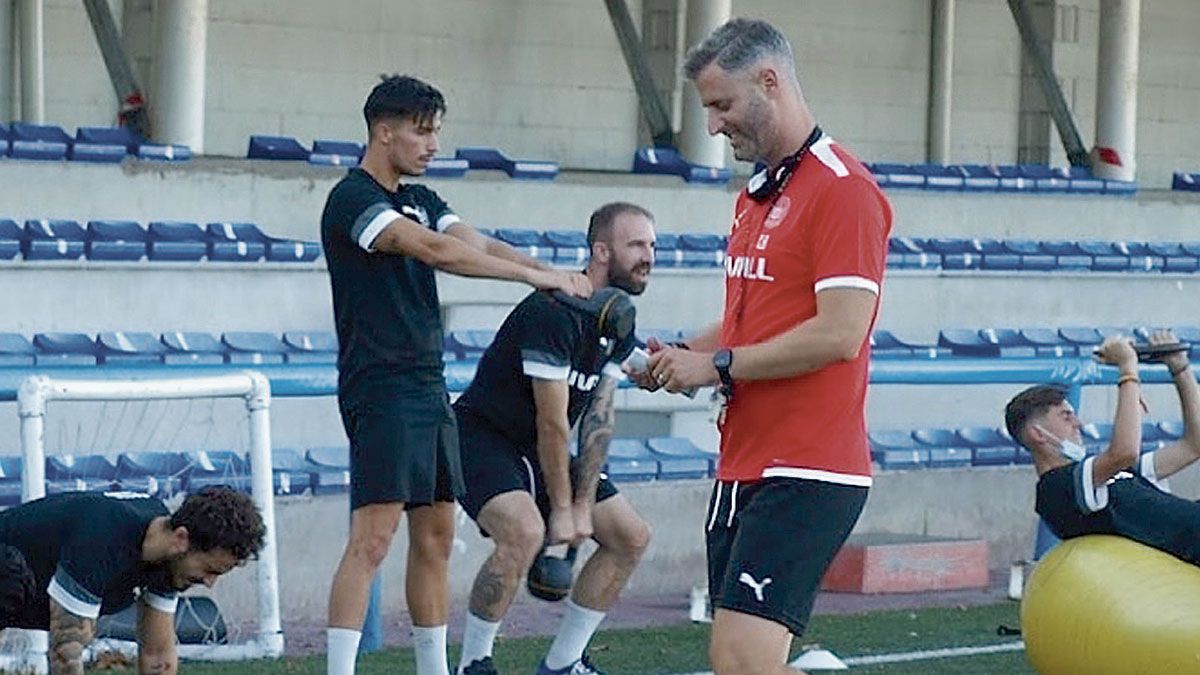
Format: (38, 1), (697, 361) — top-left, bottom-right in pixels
(523, 360), (570, 381)
(144, 592), (178, 614)
(1078, 456), (1110, 512)
(47, 576), (102, 620)
(357, 208), (401, 251)
(1139, 451), (1171, 493)
(814, 275), (879, 295)
(436, 213), (462, 233)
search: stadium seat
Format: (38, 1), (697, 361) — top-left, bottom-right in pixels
(1058, 326), (1103, 350)
(887, 237), (935, 269)
(96, 331), (167, 364)
(186, 450), (252, 493)
(1019, 164), (1070, 192)
(160, 331), (226, 365)
(423, 157), (469, 178)
(221, 332), (288, 364)
(148, 221), (207, 261)
(979, 328), (1036, 358)
(1019, 327), (1073, 356)
(9, 122), (69, 161)
(869, 429), (922, 451)
(870, 330), (912, 358)
(23, 219), (85, 261)
(543, 230), (589, 266)
(455, 147), (559, 180)
(653, 232), (681, 267)
(0, 123), (10, 156)
(927, 447), (972, 469)
(246, 134), (310, 161)
(446, 330), (494, 360)
(1077, 240), (1128, 272)
(85, 220), (148, 261)
(1172, 172), (1200, 192)
(269, 448), (315, 495)
(910, 164), (965, 190)
(68, 141), (126, 163)
(911, 428), (961, 448)
(494, 229), (553, 263)
(679, 234), (725, 268)
(631, 146), (732, 185)
(938, 329), (1000, 357)
(32, 332), (98, 365)
(605, 438), (658, 482)
(645, 437), (711, 479)
(1066, 166), (1105, 194)
(205, 222), (267, 262)
(116, 451), (191, 497)
(972, 445), (1018, 466)
(958, 164), (1001, 191)
(1039, 240), (1091, 271)
(309, 139), (362, 167)
(0, 218), (21, 259)
(876, 449), (929, 470)
(46, 454), (119, 493)
(444, 359), (479, 392)
(869, 163), (924, 188)
(75, 126), (142, 153)
(1158, 420), (1184, 440)
(0, 333), (35, 366)
(995, 165), (1036, 192)
(265, 236), (321, 262)
(282, 330), (338, 364)
(137, 143), (191, 161)
(0, 457), (24, 507)
(305, 447), (352, 494)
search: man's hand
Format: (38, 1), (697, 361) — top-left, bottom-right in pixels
(648, 346), (720, 393)
(626, 337), (665, 391)
(546, 507), (577, 545)
(570, 501), (594, 545)
(1152, 329), (1189, 373)
(527, 269), (593, 298)
(1095, 336), (1138, 371)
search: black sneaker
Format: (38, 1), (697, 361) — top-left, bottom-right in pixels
(462, 656), (499, 675)
(535, 652), (607, 675)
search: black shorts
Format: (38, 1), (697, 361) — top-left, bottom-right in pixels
(455, 410), (618, 536)
(339, 382), (464, 511)
(706, 477), (867, 636)
(0, 544), (36, 629)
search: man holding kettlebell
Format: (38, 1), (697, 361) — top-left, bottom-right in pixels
(452, 203), (656, 675)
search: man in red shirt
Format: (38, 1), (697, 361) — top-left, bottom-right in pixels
(647, 18), (892, 675)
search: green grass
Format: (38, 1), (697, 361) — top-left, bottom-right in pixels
(98, 603), (1032, 674)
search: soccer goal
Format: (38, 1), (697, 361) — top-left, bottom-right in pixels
(0, 372), (284, 674)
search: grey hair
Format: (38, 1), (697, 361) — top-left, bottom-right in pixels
(683, 17), (797, 83)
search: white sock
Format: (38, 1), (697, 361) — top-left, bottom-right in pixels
(457, 613), (501, 673)
(412, 624), (450, 675)
(543, 599), (606, 670)
(326, 627), (362, 675)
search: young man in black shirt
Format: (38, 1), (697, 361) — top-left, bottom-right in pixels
(453, 203), (656, 675)
(0, 487), (264, 674)
(321, 75), (589, 675)
(1006, 331), (1200, 565)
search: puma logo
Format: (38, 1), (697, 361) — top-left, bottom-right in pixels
(738, 572), (772, 602)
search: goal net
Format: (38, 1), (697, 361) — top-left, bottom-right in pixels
(0, 373), (283, 674)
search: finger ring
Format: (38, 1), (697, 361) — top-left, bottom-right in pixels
(656, 374), (667, 385)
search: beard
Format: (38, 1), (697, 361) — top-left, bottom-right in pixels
(728, 95), (774, 163)
(608, 263), (650, 296)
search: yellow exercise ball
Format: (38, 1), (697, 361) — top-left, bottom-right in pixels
(1021, 535), (1200, 674)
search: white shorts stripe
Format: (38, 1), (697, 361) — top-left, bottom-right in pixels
(760, 466), (873, 487)
(706, 482), (723, 532)
(358, 208), (401, 251)
(814, 275), (879, 295)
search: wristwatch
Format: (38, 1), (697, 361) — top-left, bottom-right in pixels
(713, 348), (734, 391)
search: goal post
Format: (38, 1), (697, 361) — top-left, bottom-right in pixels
(3, 372), (283, 672)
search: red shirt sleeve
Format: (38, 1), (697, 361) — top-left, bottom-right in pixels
(808, 175), (892, 295)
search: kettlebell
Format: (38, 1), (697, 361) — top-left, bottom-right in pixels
(550, 287), (636, 344)
(526, 545), (578, 602)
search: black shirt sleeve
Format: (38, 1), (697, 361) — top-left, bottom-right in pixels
(519, 296), (579, 381)
(333, 178), (401, 251)
(413, 186), (460, 232)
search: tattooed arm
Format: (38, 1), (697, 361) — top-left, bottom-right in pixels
(136, 597), (178, 674)
(571, 375), (617, 539)
(48, 598), (94, 675)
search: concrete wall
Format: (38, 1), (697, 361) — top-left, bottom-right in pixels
(4, 1), (1198, 183)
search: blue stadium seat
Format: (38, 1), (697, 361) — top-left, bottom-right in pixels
(1058, 326), (1103, 350)
(632, 146), (688, 176)
(1019, 164), (1069, 192)
(958, 164), (1001, 191)
(1158, 420), (1183, 440)
(1117, 241), (1165, 273)
(979, 328), (1036, 358)
(605, 438), (658, 482)
(68, 141), (126, 163)
(869, 163), (924, 188)
(266, 236), (321, 263)
(645, 437), (710, 479)
(85, 220), (147, 261)
(0, 333), (35, 366)
(1001, 239), (1056, 271)
(205, 222), (267, 262)
(455, 147), (559, 180)
(927, 447), (972, 469)
(160, 331), (226, 365)
(887, 237), (935, 269)
(46, 454), (119, 493)
(9, 122), (69, 160)
(543, 230), (589, 266)
(0, 457), (25, 507)
(32, 332), (97, 365)
(653, 232), (681, 267)
(147, 221), (207, 261)
(247, 135), (310, 160)
(96, 331), (166, 364)
(0, 219), (21, 259)
(685, 164), (733, 185)
(1077, 240), (1128, 271)
(870, 330), (912, 358)
(972, 446), (1018, 466)
(1172, 172), (1200, 192)
(269, 448), (315, 495)
(868, 429), (921, 451)
(910, 164), (964, 190)
(75, 126), (142, 153)
(305, 447), (352, 494)
(1019, 327), (1073, 357)
(187, 450), (252, 493)
(444, 360), (479, 392)
(137, 143), (191, 161)
(876, 449), (929, 470)
(116, 451), (191, 497)
(995, 165), (1036, 192)
(957, 426), (1011, 448)
(423, 157), (469, 178)
(925, 238), (981, 270)
(1066, 166), (1105, 194)
(308, 153), (358, 168)
(309, 139), (362, 167)
(1039, 240), (1091, 270)
(0, 123), (10, 156)
(912, 428), (961, 448)
(221, 332), (288, 364)
(679, 234), (725, 268)
(282, 331), (338, 364)
(446, 330), (494, 360)
(494, 229), (553, 263)
(938, 329), (999, 357)
(23, 219), (85, 261)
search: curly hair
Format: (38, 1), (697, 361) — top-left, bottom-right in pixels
(363, 74), (446, 131)
(171, 486), (265, 562)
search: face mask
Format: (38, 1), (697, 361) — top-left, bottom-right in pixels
(1036, 425), (1087, 462)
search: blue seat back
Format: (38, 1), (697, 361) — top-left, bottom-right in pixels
(247, 135), (310, 160)
(76, 126), (142, 152)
